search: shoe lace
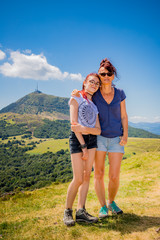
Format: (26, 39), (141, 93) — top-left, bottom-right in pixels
(82, 209), (90, 217)
(84, 210), (92, 217)
(66, 210), (73, 218)
(82, 209), (87, 215)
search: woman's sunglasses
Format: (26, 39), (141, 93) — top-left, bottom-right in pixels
(99, 72), (113, 77)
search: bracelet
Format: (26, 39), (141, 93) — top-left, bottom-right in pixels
(80, 143), (87, 149)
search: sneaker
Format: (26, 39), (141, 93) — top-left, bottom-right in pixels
(76, 208), (97, 223)
(99, 205), (109, 219)
(108, 201), (123, 215)
(83, 208), (99, 223)
(63, 209), (75, 226)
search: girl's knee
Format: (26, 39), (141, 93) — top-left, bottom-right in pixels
(73, 177), (83, 186)
(83, 170), (91, 182)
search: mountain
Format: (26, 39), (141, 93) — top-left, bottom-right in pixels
(128, 126), (159, 138)
(0, 91), (70, 120)
(129, 121), (160, 135)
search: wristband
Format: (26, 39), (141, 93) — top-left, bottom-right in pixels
(80, 143), (87, 149)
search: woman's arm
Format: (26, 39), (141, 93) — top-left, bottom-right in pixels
(70, 98), (88, 160)
(71, 89), (80, 97)
(120, 99), (128, 145)
(71, 115), (101, 135)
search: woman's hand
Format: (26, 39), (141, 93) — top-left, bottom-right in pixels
(71, 89), (80, 97)
(82, 148), (88, 161)
(119, 135), (128, 146)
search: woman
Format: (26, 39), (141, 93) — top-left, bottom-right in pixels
(71, 58), (128, 218)
(63, 73), (101, 226)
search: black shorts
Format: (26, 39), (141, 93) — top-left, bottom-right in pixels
(69, 131), (97, 154)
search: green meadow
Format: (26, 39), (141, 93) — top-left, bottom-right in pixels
(1, 136), (69, 154)
(0, 138), (160, 240)
(27, 138), (69, 154)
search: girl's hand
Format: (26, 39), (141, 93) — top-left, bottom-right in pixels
(119, 135), (128, 146)
(71, 89), (80, 97)
(82, 148), (88, 161)
(71, 122), (84, 133)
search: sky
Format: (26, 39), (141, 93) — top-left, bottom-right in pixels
(0, 0), (160, 123)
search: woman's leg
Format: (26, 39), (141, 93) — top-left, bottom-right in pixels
(77, 148), (96, 209)
(108, 152), (123, 204)
(65, 152), (84, 209)
(94, 151), (107, 207)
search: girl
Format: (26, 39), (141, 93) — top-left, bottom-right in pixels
(63, 73), (101, 226)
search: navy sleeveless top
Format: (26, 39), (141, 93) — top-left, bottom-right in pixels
(92, 87), (126, 138)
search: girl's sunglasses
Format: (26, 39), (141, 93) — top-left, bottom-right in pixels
(99, 72), (113, 77)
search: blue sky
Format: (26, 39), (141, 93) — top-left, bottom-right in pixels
(0, 0), (160, 122)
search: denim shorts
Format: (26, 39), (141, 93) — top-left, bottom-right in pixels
(97, 135), (124, 153)
(69, 131), (97, 154)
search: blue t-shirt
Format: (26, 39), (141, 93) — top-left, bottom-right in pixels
(92, 87), (126, 138)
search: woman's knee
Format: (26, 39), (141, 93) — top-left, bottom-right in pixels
(109, 174), (119, 183)
(94, 169), (105, 180)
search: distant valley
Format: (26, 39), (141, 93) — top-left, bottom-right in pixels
(129, 121), (160, 135)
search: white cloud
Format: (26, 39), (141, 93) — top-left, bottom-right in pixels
(129, 115), (160, 123)
(22, 49), (32, 54)
(154, 116), (160, 122)
(129, 116), (147, 122)
(69, 73), (83, 81)
(0, 50), (6, 60)
(0, 50), (83, 81)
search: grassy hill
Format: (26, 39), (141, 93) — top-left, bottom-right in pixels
(0, 113), (70, 140)
(0, 113), (160, 140)
(0, 138), (160, 240)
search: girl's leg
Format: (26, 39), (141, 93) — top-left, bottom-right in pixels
(65, 152), (84, 209)
(77, 148), (96, 209)
(94, 151), (107, 207)
(108, 152), (123, 204)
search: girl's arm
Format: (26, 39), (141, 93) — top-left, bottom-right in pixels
(70, 98), (88, 160)
(120, 99), (128, 145)
(71, 115), (101, 135)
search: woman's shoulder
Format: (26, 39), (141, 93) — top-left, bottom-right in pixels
(114, 87), (126, 100)
(115, 87), (124, 92)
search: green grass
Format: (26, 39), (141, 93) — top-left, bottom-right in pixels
(27, 137), (160, 155)
(26, 138), (69, 154)
(0, 138), (160, 240)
